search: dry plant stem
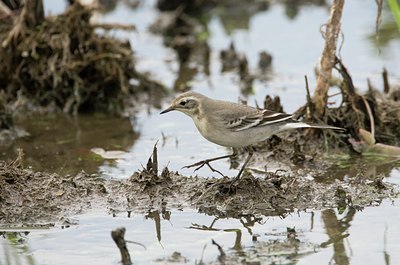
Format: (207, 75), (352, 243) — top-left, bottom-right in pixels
(0, 2), (12, 16)
(111, 227), (132, 265)
(312, 0), (345, 117)
(91, 23), (136, 31)
(2, 0), (44, 48)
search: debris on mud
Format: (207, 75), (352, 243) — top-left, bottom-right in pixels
(0, 1), (165, 115)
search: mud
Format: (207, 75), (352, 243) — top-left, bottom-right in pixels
(1, 146), (397, 226)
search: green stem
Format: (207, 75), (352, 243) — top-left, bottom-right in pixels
(388, 0), (400, 32)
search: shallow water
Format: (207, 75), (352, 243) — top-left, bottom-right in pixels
(1, 0), (400, 264)
(1, 187), (400, 264)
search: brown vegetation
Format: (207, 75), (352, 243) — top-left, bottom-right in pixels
(0, 0), (165, 115)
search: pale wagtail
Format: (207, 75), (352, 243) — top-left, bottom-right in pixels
(160, 91), (344, 180)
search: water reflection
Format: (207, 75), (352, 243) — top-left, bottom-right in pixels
(145, 208), (171, 243)
(283, 0), (327, 19)
(2, 200), (400, 265)
(319, 155), (400, 184)
(367, 1), (400, 51)
(320, 208), (355, 265)
(188, 211), (318, 263)
(0, 232), (37, 265)
(189, 216), (253, 251)
(0, 114), (138, 176)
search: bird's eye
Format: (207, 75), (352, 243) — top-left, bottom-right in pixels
(180, 100), (187, 106)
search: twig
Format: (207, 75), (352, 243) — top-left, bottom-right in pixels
(91, 23), (136, 31)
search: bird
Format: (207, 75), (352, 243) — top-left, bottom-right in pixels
(160, 91), (344, 181)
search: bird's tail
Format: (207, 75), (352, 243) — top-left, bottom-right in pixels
(282, 122), (346, 132)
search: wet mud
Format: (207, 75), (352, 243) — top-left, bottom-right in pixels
(1, 146), (397, 226)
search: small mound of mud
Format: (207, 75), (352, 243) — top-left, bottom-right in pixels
(194, 169), (398, 218)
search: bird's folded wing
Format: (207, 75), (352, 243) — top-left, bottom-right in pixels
(224, 109), (293, 131)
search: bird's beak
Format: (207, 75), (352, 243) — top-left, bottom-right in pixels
(160, 106), (175, 114)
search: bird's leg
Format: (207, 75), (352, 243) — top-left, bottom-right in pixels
(232, 149), (254, 182)
(183, 150), (238, 177)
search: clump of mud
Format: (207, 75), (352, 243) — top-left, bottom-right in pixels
(0, 2), (165, 115)
(1, 148), (397, 225)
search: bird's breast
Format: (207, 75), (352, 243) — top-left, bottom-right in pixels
(193, 116), (209, 138)
(192, 116), (248, 148)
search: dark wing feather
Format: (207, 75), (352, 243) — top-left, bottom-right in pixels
(226, 109), (293, 132)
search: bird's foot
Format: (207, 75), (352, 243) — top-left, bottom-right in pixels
(183, 160), (226, 177)
(227, 173), (242, 190)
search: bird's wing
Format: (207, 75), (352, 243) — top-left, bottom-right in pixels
(224, 109), (293, 132)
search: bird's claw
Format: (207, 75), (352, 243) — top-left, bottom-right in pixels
(183, 160), (226, 177)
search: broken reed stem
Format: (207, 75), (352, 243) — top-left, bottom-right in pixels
(304, 75), (312, 103)
(382, 68), (390, 94)
(312, 0), (345, 117)
(111, 227), (132, 265)
(304, 75), (315, 118)
(152, 143), (158, 176)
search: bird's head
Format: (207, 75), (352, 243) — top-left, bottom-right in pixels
(160, 91), (205, 118)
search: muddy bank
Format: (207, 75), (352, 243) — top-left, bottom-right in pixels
(0, 1), (165, 116)
(1, 150), (398, 225)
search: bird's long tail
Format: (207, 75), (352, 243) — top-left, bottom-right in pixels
(282, 122), (345, 132)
